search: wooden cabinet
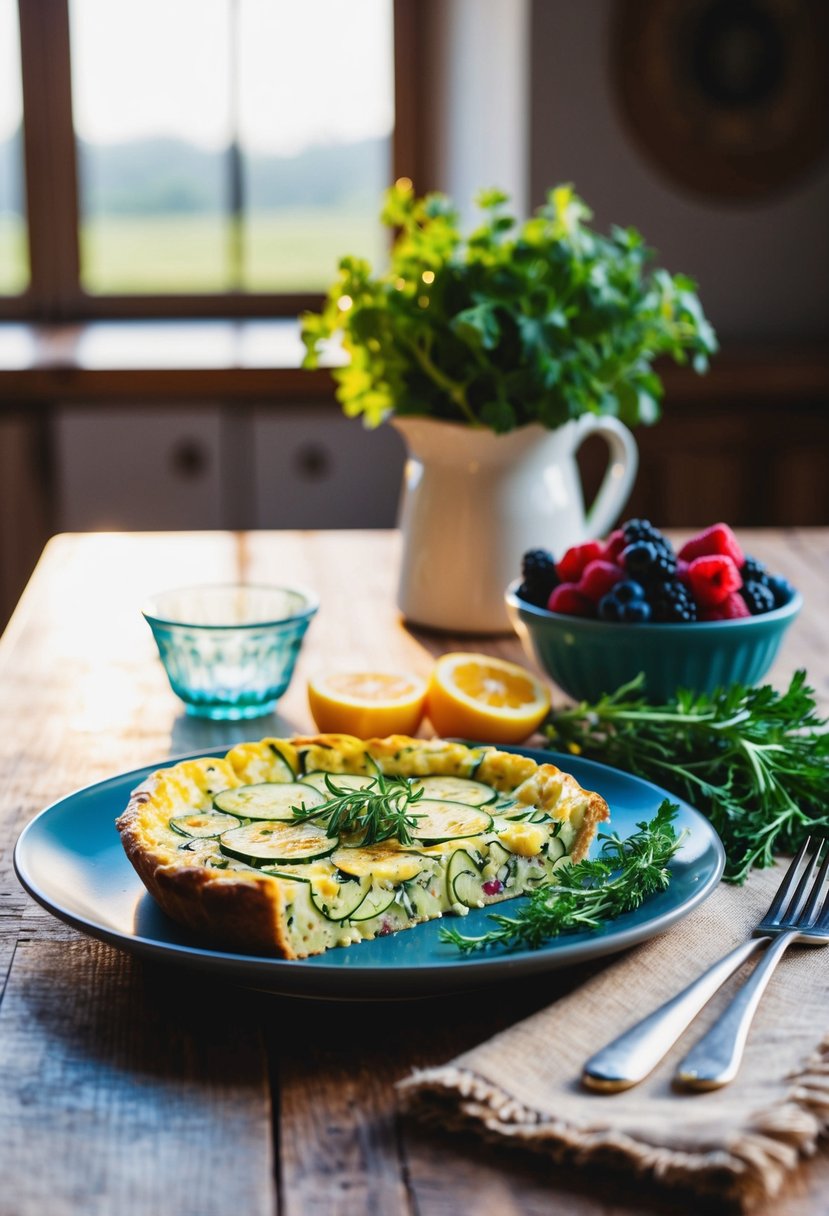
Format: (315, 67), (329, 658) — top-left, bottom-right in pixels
(251, 405), (405, 529)
(53, 406), (227, 531)
(52, 403), (407, 534)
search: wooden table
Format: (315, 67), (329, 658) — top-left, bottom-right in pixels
(1, 529), (827, 1216)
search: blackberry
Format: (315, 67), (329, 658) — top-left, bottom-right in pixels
(740, 555), (769, 586)
(766, 575), (795, 608)
(622, 519), (674, 557)
(740, 579), (776, 615)
(622, 540), (677, 583)
(518, 548), (558, 607)
(648, 579), (697, 622)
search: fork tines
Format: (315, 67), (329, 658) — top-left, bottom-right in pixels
(764, 835), (829, 935)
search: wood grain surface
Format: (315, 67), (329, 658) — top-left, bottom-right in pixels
(0, 529), (827, 1216)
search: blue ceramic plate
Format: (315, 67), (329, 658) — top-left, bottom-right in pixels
(14, 748), (724, 1000)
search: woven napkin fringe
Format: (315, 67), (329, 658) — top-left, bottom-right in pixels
(399, 1030), (829, 1208)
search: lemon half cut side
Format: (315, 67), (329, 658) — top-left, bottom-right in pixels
(307, 671), (428, 737)
(426, 652), (551, 745)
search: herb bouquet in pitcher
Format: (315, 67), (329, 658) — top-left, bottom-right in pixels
(302, 182), (716, 632)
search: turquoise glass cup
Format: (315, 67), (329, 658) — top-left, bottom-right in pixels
(505, 580), (802, 703)
(143, 584), (318, 720)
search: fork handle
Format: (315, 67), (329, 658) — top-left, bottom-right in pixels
(582, 937), (768, 1092)
(674, 929), (798, 1090)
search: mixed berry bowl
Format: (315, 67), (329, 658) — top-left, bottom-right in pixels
(506, 521), (802, 703)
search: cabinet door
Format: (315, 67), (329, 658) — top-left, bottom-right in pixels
(54, 406), (226, 530)
(252, 407), (406, 528)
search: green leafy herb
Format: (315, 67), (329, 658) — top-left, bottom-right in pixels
(441, 801), (681, 953)
(545, 671), (829, 883)
(301, 181), (717, 433)
(291, 773), (424, 846)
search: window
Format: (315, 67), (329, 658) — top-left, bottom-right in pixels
(0, 0), (27, 296)
(4, 0), (408, 320)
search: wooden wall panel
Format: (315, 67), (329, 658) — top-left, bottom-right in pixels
(0, 414), (50, 628)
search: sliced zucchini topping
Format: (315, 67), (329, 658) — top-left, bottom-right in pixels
(170, 810), (241, 838)
(260, 868), (311, 884)
(309, 874), (371, 922)
(446, 849), (484, 908)
(349, 886), (395, 922)
(177, 837), (220, 856)
(411, 775), (496, 806)
(214, 782), (325, 821)
(330, 845), (424, 884)
(411, 799), (493, 844)
(546, 836), (566, 863)
(219, 821), (337, 866)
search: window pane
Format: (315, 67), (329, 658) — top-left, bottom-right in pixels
(0, 0), (28, 296)
(70, 0), (231, 293)
(239, 0), (393, 291)
(69, 0), (393, 296)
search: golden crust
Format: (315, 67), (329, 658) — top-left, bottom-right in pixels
(116, 733), (610, 959)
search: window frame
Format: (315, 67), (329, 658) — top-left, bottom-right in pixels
(1, 0), (420, 322)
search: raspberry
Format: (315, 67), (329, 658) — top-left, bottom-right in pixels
(740, 580), (776, 615)
(621, 541), (677, 582)
(576, 560), (624, 603)
(555, 541), (604, 584)
(700, 592), (751, 621)
(687, 555), (743, 607)
(602, 529), (627, 563)
(648, 579), (698, 622)
(519, 548), (559, 607)
(548, 583), (594, 617)
(678, 523), (745, 568)
(767, 575), (795, 608)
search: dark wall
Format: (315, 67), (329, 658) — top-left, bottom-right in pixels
(531, 0), (829, 526)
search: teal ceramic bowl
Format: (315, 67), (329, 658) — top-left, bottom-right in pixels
(143, 584), (318, 720)
(505, 580), (802, 703)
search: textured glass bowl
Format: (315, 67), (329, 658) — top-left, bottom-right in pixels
(143, 584), (318, 720)
(505, 580), (802, 703)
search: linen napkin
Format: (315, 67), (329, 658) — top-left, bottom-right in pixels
(399, 865), (829, 1209)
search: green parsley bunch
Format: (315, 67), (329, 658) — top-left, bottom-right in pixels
(301, 181), (717, 433)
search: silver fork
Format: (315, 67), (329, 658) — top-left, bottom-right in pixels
(582, 836), (829, 1093)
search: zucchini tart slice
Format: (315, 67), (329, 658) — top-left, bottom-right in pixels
(116, 734), (609, 959)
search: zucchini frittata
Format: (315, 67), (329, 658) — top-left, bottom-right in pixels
(116, 734), (610, 958)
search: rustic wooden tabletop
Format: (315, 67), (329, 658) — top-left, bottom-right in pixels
(1, 529), (827, 1216)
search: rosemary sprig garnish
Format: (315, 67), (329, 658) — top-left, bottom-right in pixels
(544, 671), (829, 883)
(292, 772), (425, 846)
(441, 801), (681, 953)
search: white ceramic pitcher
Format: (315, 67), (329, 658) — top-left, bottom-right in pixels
(392, 414), (638, 634)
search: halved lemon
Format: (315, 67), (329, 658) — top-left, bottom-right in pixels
(425, 652), (551, 744)
(307, 671), (428, 737)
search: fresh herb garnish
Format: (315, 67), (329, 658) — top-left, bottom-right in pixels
(545, 671), (829, 883)
(301, 182), (716, 433)
(291, 773), (425, 846)
(441, 801), (681, 953)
